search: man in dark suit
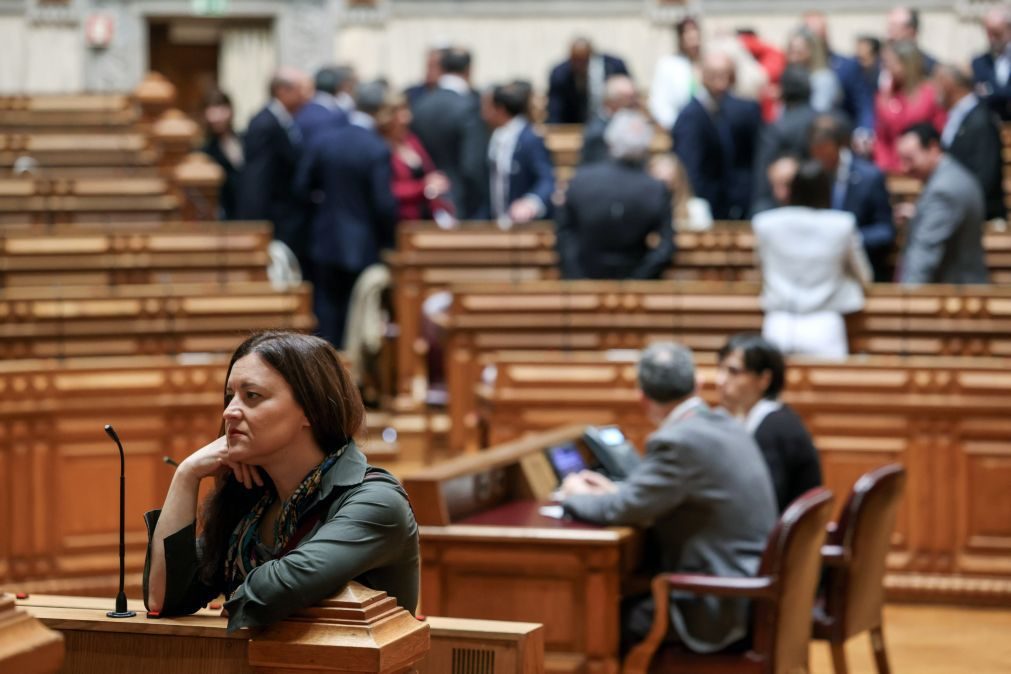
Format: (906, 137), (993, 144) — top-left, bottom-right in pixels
(405, 47), (445, 110)
(547, 38), (630, 124)
(411, 48), (488, 218)
(808, 114), (896, 281)
(673, 50), (762, 220)
(482, 81), (556, 223)
(973, 7), (1011, 120)
(295, 66), (351, 144)
(558, 110), (674, 279)
(886, 6), (937, 74)
(580, 74), (638, 166)
(236, 67), (311, 269)
(557, 342), (777, 654)
(751, 65), (817, 215)
(896, 123), (988, 285)
(293, 82), (398, 347)
(937, 64), (1006, 222)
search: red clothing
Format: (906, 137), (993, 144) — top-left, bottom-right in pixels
(389, 133), (453, 221)
(873, 82), (947, 173)
(739, 33), (787, 123)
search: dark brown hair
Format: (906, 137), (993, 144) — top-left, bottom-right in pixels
(198, 331), (365, 588)
(788, 160), (832, 210)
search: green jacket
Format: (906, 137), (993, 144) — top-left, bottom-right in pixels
(143, 443), (419, 631)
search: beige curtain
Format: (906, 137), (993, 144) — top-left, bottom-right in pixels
(219, 25), (276, 132)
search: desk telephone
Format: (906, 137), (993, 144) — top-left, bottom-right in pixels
(546, 425), (641, 482)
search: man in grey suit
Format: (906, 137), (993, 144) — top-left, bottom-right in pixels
(896, 123), (989, 285)
(557, 342), (777, 654)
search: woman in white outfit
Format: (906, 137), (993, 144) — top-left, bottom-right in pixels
(648, 16), (702, 130)
(752, 160), (872, 359)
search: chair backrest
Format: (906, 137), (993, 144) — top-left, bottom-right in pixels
(751, 487), (835, 674)
(829, 463), (907, 638)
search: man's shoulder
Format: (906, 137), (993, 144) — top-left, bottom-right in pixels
(248, 107), (279, 131)
(851, 155), (885, 181)
(972, 53), (992, 72)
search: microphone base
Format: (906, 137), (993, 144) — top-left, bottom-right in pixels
(107, 610), (137, 618)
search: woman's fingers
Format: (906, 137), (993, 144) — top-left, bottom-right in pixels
(250, 465), (264, 487)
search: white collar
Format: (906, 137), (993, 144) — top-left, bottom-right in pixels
(267, 98), (294, 127)
(744, 398), (783, 435)
(312, 91), (340, 110)
(438, 74), (470, 96)
(836, 148), (853, 184)
(663, 395), (707, 426)
(950, 92), (979, 119)
(351, 111), (375, 130)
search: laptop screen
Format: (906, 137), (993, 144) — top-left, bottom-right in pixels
(546, 442), (587, 479)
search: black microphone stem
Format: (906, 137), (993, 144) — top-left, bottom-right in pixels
(104, 424), (136, 618)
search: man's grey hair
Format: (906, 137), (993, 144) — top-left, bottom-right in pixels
(355, 80), (388, 116)
(638, 342), (696, 404)
(937, 62), (975, 91)
(605, 110), (655, 163)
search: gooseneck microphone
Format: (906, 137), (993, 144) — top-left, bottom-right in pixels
(104, 424), (137, 618)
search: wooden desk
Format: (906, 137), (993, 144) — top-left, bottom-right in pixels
(17, 587), (430, 674)
(0, 593), (63, 673)
(404, 427), (641, 674)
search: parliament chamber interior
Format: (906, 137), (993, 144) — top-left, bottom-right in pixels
(2, 1), (1011, 673)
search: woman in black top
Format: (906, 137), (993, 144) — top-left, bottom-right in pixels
(716, 333), (823, 513)
(144, 331), (419, 630)
(202, 90), (243, 220)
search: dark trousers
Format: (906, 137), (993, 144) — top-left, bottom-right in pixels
(313, 264), (361, 348)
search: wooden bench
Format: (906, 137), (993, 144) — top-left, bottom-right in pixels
(0, 93), (139, 131)
(0, 281), (315, 359)
(472, 350), (1011, 607)
(0, 221), (271, 287)
(388, 220), (1011, 405)
(442, 280), (1011, 449)
(0, 133), (157, 170)
(0, 176), (180, 224)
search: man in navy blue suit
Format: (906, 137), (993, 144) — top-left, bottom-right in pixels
(886, 6), (937, 74)
(237, 67), (311, 270)
(294, 81), (398, 347)
(809, 115), (896, 282)
(973, 6), (1011, 121)
(295, 66), (351, 144)
(547, 38), (630, 124)
(482, 81), (556, 223)
(672, 50), (762, 221)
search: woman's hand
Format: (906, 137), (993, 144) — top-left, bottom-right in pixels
(178, 436), (263, 489)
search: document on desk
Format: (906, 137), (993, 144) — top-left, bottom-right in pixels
(538, 505), (564, 519)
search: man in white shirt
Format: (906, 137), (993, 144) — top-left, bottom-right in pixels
(481, 82), (555, 224)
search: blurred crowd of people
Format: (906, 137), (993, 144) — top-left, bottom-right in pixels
(197, 5), (1011, 358)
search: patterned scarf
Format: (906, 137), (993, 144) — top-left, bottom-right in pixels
(224, 450), (342, 592)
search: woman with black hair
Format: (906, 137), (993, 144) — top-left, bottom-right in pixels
(143, 331), (419, 630)
(716, 333), (823, 513)
(752, 159), (872, 359)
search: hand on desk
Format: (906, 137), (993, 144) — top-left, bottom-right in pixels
(557, 470), (619, 498)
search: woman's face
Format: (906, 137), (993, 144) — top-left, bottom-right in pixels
(204, 104), (233, 135)
(223, 353), (309, 465)
(715, 349), (769, 417)
(787, 36), (812, 66)
(883, 48), (904, 83)
(680, 24), (701, 59)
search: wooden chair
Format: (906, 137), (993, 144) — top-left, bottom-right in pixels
(814, 464), (907, 674)
(623, 488), (835, 674)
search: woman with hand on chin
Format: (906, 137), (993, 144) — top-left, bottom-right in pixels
(143, 331), (419, 630)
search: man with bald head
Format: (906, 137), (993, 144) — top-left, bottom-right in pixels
(672, 50), (762, 220)
(937, 63), (1006, 221)
(580, 74), (638, 165)
(547, 37), (630, 124)
(238, 67), (312, 273)
(973, 6), (1011, 120)
(886, 6), (937, 74)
